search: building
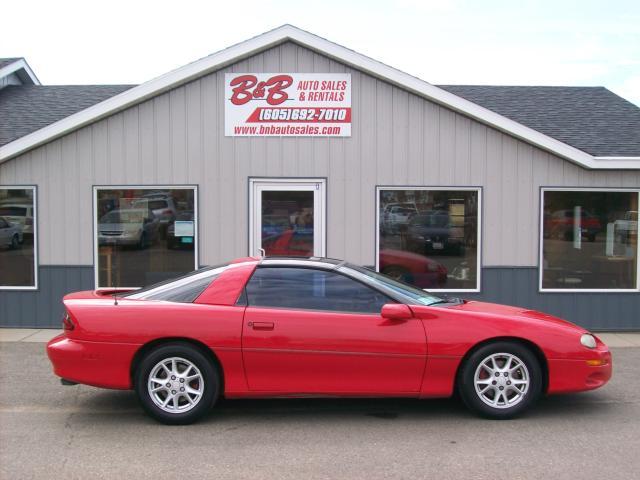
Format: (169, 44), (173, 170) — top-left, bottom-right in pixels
(0, 25), (638, 330)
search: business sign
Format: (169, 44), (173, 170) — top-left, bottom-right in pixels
(225, 73), (351, 136)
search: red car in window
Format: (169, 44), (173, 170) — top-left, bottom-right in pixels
(47, 256), (611, 424)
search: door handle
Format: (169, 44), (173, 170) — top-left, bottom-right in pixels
(249, 321), (274, 331)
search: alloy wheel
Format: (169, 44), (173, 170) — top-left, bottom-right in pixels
(147, 357), (204, 414)
(473, 352), (530, 409)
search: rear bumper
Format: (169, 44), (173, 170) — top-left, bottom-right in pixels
(547, 349), (612, 394)
(47, 334), (139, 390)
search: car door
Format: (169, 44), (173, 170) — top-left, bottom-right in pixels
(241, 266), (427, 394)
(0, 218), (11, 245)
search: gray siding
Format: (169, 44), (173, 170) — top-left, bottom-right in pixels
(2, 42), (639, 270)
(0, 266), (94, 327)
(1, 266), (636, 330)
(464, 268), (640, 332)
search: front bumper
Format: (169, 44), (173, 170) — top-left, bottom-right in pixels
(47, 334), (139, 390)
(98, 235), (140, 246)
(547, 348), (612, 394)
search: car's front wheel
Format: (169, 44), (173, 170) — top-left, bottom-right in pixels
(135, 343), (219, 425)
(457, 342), (542, 419)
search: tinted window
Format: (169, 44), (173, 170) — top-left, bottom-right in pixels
(96, 188), (196, 287)
(245, 267), (391, 314)
(0, 188), (37, 288)
(542, 190), (638, 290)
(125, 265), (226, 302)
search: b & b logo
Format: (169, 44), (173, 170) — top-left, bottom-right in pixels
(229, 74), (293, 106)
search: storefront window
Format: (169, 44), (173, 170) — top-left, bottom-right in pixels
(0, 187), (37, 289)
(541, 189), (639, 291)
(377, 188), (480, 291)
(95, 187), (197, 288)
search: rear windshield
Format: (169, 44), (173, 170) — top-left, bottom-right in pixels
(124, 265), (228, 303)
(0, 207), (27, 216)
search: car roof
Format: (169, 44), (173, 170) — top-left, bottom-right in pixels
(0, 203), (30, 208)
(259, 256), (345, 269)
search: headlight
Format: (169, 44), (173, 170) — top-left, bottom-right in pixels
(581, 333), (597, 349)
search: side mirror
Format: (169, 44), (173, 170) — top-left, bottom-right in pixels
(381, 303), (413, 321)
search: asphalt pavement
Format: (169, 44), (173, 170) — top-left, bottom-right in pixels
(1, 342), (639, 479)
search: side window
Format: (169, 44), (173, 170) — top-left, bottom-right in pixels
(245, 267), (391, 314)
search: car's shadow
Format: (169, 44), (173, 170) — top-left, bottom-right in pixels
(71, 387), (616, 426)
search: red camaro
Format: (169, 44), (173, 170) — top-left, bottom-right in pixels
(47, 256), (612, 424)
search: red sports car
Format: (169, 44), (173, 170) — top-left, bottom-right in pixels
(47, 256), (611, 424)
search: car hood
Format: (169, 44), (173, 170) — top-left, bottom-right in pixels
(417, 300), (586, 332)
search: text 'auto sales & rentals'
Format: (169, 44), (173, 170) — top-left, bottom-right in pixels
(225, 73), (351, 136)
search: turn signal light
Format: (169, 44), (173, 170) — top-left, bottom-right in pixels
(586, 358), (607, 367)
(62, 312), (75, 331)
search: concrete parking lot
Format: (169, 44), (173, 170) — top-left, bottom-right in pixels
(1, 338), (639, 479)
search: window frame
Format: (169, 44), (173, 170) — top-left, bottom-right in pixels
(245, 265), (394, 314)
(92, 185), (199, 290)
(0, 185), (38, 290)
(538, 187), (640, 293)
(375, 186), (482, 293)
(248, 177), (327, 258)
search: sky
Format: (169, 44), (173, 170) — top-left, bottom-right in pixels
(3, 0), (639, 106)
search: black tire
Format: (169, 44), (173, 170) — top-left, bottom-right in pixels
(10, 234), (20, 250)
(134, 342), (219, 425)
(457, 341), (542, 419)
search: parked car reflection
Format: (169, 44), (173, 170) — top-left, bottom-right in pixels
(381, 203), (418, 234)
(0, 203), (33, 238)
(405, 211), (463, 255)
(379, 248), (447, 288)
(262, 228), (313, 257)
(544, 209), (601, 242)
(98, 208), (160, 249)
(0, 216), (23, 249)
(133, 194), (177, 237)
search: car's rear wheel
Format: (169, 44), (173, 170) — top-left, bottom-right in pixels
(10, 234), (20, 250)
(135, 343), (219, 425)
(457, 341), (542, 419)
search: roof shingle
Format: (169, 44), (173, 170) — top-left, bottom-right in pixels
(0, 85), (134, 146)
(0, 58), (22, 69)
(1, 82), (638, 157)
(437, 85), (640, 157)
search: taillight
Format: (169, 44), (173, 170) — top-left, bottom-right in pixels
(162, 209), (172, 215)
(26, 218), (33, 226)
(62, 312), (75, 331)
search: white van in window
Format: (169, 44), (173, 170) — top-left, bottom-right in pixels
(0, 204), (34, 236)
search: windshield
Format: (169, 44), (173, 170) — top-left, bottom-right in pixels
(339, 264), (443, 306)
(100, 210), (146, 224)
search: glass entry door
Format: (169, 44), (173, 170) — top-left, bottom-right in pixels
(250, 179), (326, 257)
